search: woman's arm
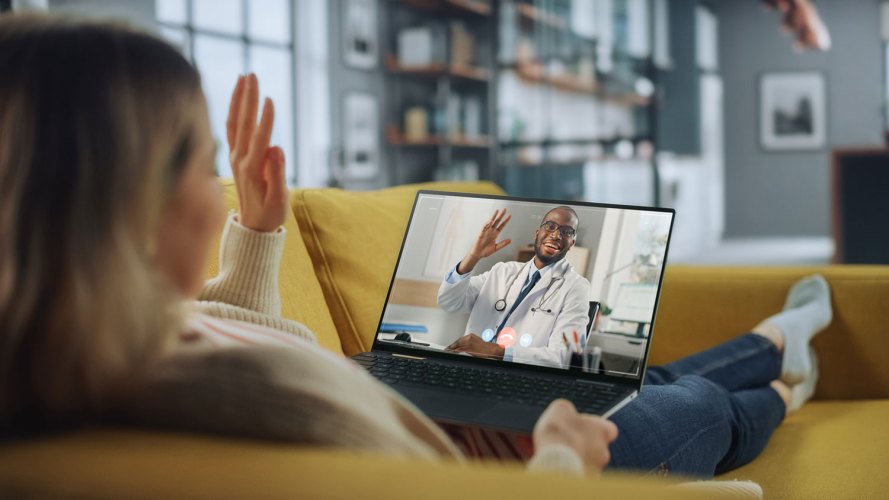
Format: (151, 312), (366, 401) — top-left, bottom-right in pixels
(199, 212), (285, 316)
(195, 74), (311, 339)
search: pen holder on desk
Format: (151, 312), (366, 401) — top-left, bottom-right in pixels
(577, 346), (602, 374)
(569, 346), (602, 373)
(569, 351), (584, 372)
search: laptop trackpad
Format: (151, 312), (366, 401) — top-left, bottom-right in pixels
(476, 403), (543, 433)
(392, 385), (492, 420)
(392, 384), (544, 433)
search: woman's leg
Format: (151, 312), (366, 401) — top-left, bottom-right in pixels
(607, 374), (787, 477)
(644, 274), (832, 392)
(643, 333), (781, 392)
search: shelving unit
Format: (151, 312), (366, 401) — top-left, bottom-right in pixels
(496, 0), (661, 202)
(375, 0), (672, 204)
(382, 0), (496, 185)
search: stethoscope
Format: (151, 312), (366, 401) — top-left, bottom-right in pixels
(494, 266), (566, 315)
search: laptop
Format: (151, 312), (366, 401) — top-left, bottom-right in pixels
(352, 190), (675, 434)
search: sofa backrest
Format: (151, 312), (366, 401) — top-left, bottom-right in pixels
(204, 181), (342, 353)
(653, 265), (889, 400)
(291, 181), (505, 357)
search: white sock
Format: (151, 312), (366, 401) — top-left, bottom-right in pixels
(763, 275), (832, 385)
(789, 346), (818, 412)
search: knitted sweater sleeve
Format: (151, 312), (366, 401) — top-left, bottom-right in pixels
(196, 213), (316, 343)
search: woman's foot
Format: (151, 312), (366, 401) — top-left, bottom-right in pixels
(789, 346), (819, 412)
(770, 347), (819, 416)
(761, 275), (832, 385)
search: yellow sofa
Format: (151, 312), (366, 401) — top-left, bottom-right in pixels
(2, 181), (888, 499)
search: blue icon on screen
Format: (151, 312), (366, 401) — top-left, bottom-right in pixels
(482, 329), (495, 342)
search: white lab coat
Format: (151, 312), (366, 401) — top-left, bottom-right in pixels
(438, 258), (591, 368)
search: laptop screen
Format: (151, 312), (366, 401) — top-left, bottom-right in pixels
(373, 191), (675, 381)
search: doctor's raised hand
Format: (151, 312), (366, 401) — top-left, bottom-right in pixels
(456, 209), (513, 275)
(227, 73), (289, 233)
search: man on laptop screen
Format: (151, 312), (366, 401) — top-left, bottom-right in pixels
(438, 206), (590, 368)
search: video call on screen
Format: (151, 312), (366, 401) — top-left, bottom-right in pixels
(378, 194), (673, 379)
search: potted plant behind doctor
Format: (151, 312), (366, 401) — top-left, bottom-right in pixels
(534, 206), (578, 267)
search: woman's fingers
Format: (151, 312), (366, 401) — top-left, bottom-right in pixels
(263, 146), (287, 206)
(246, 98), (275, 179)
(236, 74), (259, 159)
(226, 75), (245, 153)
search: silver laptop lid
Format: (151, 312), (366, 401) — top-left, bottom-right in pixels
(372, 190), (675, 389)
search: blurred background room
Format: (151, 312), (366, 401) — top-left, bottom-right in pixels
(6, 0), (888, 267)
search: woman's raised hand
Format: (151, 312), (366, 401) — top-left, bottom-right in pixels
(226, 74), (289, 232)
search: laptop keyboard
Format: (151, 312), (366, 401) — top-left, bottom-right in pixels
(352, 353), (629, 415)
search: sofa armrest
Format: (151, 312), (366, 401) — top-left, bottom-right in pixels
(0, 430), (732, 499)
(652, 265), (889, 400)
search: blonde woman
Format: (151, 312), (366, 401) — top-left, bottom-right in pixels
(0, 14), (829, 486)
(0, 14), (612, 472)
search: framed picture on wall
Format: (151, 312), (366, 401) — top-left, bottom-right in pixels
(342, 0), (378, 70)
(760, 71), (827, 150)
(343, 92), (379, 180)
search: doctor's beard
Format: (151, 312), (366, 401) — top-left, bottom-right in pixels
(534, 236), (569, 266)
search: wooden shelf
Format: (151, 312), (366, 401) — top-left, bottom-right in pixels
(387, 128), (491, 149)
(514, 62), (597, 94)
(400, 0), (491, 17)
(501, 136), (652, 148)
(508, 157), (646, 168)
(507, 62), (651, 105)
(386, 55), (490, 82)
(516, 3), (566, 30)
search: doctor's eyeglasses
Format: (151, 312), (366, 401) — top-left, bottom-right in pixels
(539, 221), (576, 239)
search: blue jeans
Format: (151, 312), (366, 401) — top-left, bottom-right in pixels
(607, 333), (786, 478)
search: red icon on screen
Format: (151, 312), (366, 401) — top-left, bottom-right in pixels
(496, 327), (517, 348)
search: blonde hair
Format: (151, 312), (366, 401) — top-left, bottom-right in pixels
(0, 14), (205, 432)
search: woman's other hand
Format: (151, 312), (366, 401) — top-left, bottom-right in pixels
(226, 74), (289, 232)
(533, 399), (619, 475)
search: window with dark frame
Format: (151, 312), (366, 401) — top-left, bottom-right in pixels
(156, 0), (297, 183)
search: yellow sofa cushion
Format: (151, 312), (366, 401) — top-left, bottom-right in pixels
(204, 180), (341, 353)
(292, 181), (505, 357)
(653, 265), (889, 400)
(717, 400), (889, 499)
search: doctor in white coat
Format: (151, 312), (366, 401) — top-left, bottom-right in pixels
(439, 206), (591, 368)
